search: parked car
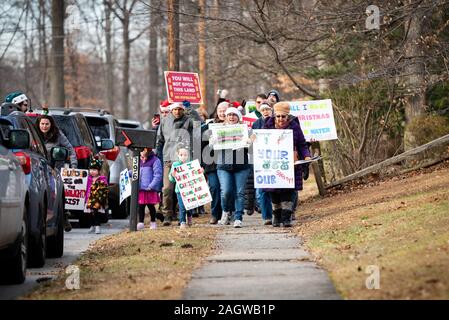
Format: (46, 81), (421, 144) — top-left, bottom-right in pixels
(117, 119), (143, 129)
(79, 110), (130, 219)
(0, 130), (29, 284)
(27, 109), (113, 226)
(0, 111), (68, 268)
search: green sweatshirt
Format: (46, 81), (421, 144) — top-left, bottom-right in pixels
(168, 160), (185, 193)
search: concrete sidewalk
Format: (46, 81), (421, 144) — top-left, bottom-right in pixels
(183, 214), (340, 300)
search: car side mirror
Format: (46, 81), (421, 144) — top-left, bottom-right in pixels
(101, 139), (114, 151)
(51, 147), (69, 161)
(8, 129), (30, 149)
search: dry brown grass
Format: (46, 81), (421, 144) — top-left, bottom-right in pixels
(24, 215), (219, 300)
(295, 165), (449, 299)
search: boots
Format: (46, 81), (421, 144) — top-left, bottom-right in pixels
(272, 210), (281, 227)
(281, 210), (292, 228)
(64, 212), (72, 232)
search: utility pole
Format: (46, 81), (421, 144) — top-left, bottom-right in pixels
(49, 0), (65, 107)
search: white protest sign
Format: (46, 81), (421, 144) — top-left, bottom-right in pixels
(253, 129), (295, 189)
(119, 169), (132, 204)
(209, 123), (249, 150)
(173, 159), (212, 210)
(61, 168), (89, 210)
(288, 99), (338, 141)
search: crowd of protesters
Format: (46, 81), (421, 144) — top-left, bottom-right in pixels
(142, 88), (311, 230)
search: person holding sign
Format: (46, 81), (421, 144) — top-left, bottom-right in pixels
(212, 107), (252, 228)
(169, 146), (202, 229)
(263, 102), (311, 227)
(136, 148), (163, 231)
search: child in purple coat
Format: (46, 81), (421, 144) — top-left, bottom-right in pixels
(137, 148), (163, 230)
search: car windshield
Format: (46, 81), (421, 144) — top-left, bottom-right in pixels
(86, 117), (110, 141)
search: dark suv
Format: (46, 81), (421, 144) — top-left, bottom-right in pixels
(0, 111), (67, 267)
(27, 109), (111, 226)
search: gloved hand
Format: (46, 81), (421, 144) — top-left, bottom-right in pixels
(182, 100), (191, 109)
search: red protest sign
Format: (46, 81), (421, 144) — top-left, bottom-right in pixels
(242, 115), (257, 129)
(165, 71), (203, 104)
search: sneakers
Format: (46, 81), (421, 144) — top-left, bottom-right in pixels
(95, 226), (101, 234)
(263, 219), (272, 225)
(180, 222), (187, 229)
(187, 216), (193, 227)
(233, 220), (242, 228)
(218, 212), (231, 225)
(88, 226), (95, 234)
(150, 222), (157, 230)
(137, 222), (145, 231)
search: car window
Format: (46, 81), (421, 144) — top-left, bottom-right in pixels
(23, 118), (48, 158)
(86, 117), (110, 140)
(53, 115), (82, 147)
(76, 116), (96, 150)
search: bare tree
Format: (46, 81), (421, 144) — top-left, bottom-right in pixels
(49, 0), (65, 107)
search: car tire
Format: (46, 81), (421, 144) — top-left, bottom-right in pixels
(0, 206), (28, 284)
(28, 204), (46, 268)
(46, 196), (64, 258)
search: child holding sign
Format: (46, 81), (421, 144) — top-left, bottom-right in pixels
(169, 147), (203, 229)
(85, 157), (109, 234)
(137, 148), (163, 230)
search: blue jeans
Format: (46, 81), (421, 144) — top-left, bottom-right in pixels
(207, 171), (222, 220)
(256, 188), (272, 220)
(176, 192), (192, 224)
(217, 168), (251, 222)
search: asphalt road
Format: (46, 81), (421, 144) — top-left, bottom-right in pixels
(0, 219), (129, 300)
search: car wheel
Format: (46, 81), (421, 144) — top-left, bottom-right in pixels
(0, 206), (28, 284)
(46, 196), (64, 258)
(28, 204), (46, 268)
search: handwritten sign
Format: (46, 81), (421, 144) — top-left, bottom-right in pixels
(253, 129), (295, 189)
(165, 71), (203, 104)
(61, 168), (88, 210)
(119, 169), (131, 205)
(242, 113), (258, 129)
(288, 99), (338, 141)
(174, 159), (212, 210)
(209, 123), (249, 150)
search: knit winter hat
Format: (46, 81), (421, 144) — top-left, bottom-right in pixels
(259, 102), (272, 111)
(89, 157), (103, 170)
(5, 91), (28, 104)
(225, 107), (242, 121)
(160, 100), (170, 111)
(273, 102), (290, 115)
(267, 89), (280, 102)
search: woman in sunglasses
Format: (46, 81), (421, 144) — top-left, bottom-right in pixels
(262, 102), (311, 227)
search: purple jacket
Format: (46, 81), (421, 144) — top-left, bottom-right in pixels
(263, 116), (311, 191)
(139, 153), (163, 192)
(85, 175), (108, 204)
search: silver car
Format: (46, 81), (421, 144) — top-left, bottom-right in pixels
(0, 132), (29, 284)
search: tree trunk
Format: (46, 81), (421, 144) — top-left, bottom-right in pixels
(198, 0), (207, 112)
(104, 0), (114, 114)
(122, 12), (131, 119)
(39, 0), (49, 105)
(67, 33), (80, 107)
(167, 0), (179, 71)
(148, 2), (160, 118)
(211, 0), (220, 112)
(49, 0), (65, 107)
(403, 4), (426, 150)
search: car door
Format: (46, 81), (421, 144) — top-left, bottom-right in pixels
(22, 118), (57, 224)
(0, 145), (25, 248)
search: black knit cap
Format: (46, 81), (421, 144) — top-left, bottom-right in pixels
(89, 157), (103, 170)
